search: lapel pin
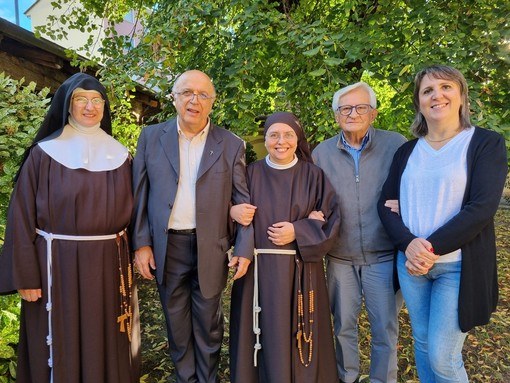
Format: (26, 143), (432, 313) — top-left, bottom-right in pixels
(210, 150), (214, 156)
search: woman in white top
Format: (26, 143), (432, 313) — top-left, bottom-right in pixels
(378, 65), (507, 382)
(0, 73), (140, 383)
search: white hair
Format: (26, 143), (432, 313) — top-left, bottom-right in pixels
(331, 82), (377, 112)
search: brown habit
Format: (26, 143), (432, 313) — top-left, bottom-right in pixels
(230, 159), (339, 383)
(0, 147), (140, 383)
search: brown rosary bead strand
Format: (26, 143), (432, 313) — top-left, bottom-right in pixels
(296, 258), (315, 367)
(116, 233), (133, 342)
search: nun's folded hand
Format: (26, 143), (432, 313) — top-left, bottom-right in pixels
(267, 221), (295, 246)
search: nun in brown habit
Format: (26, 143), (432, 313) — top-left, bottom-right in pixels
(0, 73), (140, 383)
(229, 112), (339, 382)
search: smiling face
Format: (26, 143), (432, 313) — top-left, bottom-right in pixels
(335, 87), (378, 143)
(172, 70), (216, 135)
(418, 74), (462, 127)
(264, 123), (298, 165)
(70, 90), (104, 127)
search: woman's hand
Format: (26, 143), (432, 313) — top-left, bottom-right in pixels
(267, 221), (295, 246)
(405, 238), (439, 275)
(230, 203), (257, 226)
(18, 289), (42, 302)
(385, 199), (400, 215)
(308, 210), (325, 221)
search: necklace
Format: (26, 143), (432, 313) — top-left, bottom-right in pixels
(425, 130), (460, 143)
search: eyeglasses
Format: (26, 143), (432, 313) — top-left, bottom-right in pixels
(73, 96), (105, 107)
(173, 90), (216, 101)
(336, 104), (373, 116)
(266, 132), (297, 142)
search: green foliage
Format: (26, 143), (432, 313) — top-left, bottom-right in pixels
(245, 141), (258, 165)
(0, 74), (49, 382)
(38, 0), (509, 150)
(0, 295), (21, 382)
(108, 90), (144, 154)
(0, 74), (51, 243)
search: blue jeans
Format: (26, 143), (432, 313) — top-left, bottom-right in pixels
(327, 260), (400, 383)
(397, 252), (468, 383)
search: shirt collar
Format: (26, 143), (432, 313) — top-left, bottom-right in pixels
(340, 129), (370, 151)
(177, 118), (210, 141)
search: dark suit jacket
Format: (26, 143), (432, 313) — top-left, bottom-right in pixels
(131, 119), (253, 298)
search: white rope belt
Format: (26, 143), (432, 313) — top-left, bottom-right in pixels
(36, 228), (125, 383)
(252, 248), (296, 366)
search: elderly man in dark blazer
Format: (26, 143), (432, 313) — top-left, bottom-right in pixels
(131, 70), (253, 383)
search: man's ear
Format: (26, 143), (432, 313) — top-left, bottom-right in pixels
(371, 108), (379, 122)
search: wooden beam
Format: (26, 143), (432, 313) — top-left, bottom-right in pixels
(0, 50), (71, 92)
(2, 38), (64, 69)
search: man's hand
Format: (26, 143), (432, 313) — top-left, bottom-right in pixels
(384, 199), (400, 214)
(230, 203), (257, 226)
(228, 256), (252, 280)
(134, 246), (156, 280)
(308, 210), (325, 221)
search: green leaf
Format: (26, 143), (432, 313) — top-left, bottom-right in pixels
(308, 68), (326, 77)
(303, 47), (321, 57)
(324, 58), (343, 66)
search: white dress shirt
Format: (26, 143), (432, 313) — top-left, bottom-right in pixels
(167, 121), (210, 230)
